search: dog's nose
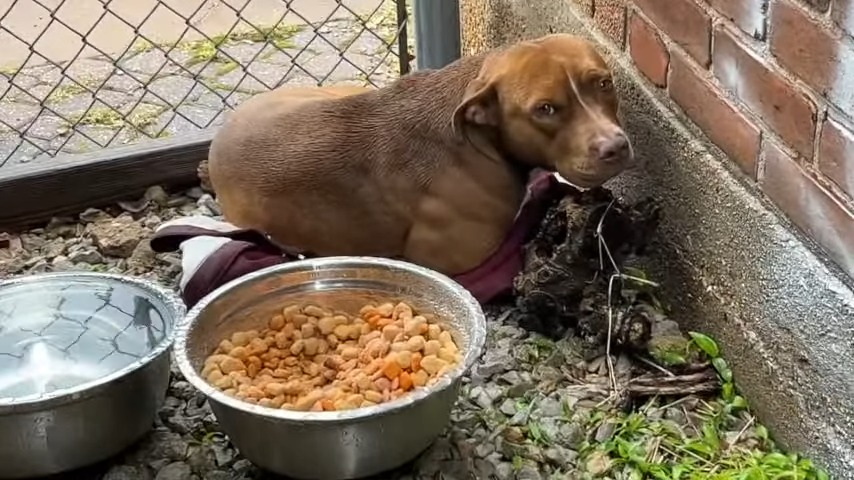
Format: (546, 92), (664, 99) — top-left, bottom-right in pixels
(594, 132), (630, 162)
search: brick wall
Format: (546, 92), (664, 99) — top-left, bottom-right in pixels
(573, 0), (854, 278)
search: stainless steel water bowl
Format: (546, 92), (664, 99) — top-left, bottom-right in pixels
(0, 272), (185, 479)
(175, 257), (487, 480)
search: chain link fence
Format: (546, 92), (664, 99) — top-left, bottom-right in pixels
(0, 0), (413, 170)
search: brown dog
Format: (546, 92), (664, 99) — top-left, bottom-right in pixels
(204, 33), (636, 277)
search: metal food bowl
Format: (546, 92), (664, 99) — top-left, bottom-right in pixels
(0, 272), (185, 479)
(175, 257), (487, 480)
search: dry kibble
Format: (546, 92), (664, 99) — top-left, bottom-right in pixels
(382, 324), (401, 342)
(283, 304), (301, 320)
(291, 314), (309, 329)
(377, 303), (394, 317)
(290, 339), (305, 356)
(317, 316), (337, 335)
(420, 355), (447, 375)
(229, 346), (249, 360)
(303, 338), (320, 356)
(411, 369), (429, 387)
(341, 347), (360, 360)
(406, 336), (426, 353)
(220, 357), (246, 374)
(218, 340), (235, 354)
(248, 337), (268, 355)
(201, 363), (220, 378)
(333, 324), (351, 341)
(206, 369), (224, 383)
(269, 314), (286, 330)
(231, 330), (257, 347)
(395, 350), (412, 370)
(427, 324), (441, 340)
(438, 347), (457, 363)
(301, 323), (317, 339)
(392, 302), (413, 319)
(213, 375), (234, 389)
(303, 305), (327, 318)
(204, 300), (462, 412)
(403, 317), (425, 337)
(424, 339), (441, 356)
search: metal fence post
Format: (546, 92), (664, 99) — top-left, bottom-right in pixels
(413, 0), (462, 70)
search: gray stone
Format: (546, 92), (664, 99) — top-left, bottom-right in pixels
(88, 214), (150, 258)
(594, 421), (616, 443)
(50, 255), (75, 271)
(103, 464), (152, 480)
(499, 398), (518, 416)
(557, 423), (585, 447)
(515, 463), (543, 480)
(186, 446), (217, 474)
(494, 462), (515, 480)
(197, 194), (222, 216)
(67, 248), (104, 264)
(544, 446), (578, 469)
(154, 462), (193, 480)
(144, 185), (170, 206)
(536, 397), (563, 417)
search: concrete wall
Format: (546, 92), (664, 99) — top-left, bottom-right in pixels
(458, 1), (854, 478)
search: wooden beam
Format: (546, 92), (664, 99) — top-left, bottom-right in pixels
(0, 129), (215, 231)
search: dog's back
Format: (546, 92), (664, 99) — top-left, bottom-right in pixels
(206, 58), (486, 260)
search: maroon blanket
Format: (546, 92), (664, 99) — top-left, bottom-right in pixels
(149, 171), (566, 308)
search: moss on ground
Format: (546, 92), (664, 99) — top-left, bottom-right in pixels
(75, 103), (165, 134)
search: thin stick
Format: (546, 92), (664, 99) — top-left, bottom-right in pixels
(634, 355), (676, 377)
(727, 415), (756, 450)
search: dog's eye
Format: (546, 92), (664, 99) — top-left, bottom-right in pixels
(536, 103), (556, 116)
(599, 78), (614, 91)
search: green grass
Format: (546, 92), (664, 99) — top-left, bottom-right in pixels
(575, 332), (830, 479)
(0, 64), (20, 77)
(178, 24), (303, 66)
(75, 103), (164, 132)
(46, 83), (88, 103)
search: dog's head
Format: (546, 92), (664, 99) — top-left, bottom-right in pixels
(452, 34), (636, 188)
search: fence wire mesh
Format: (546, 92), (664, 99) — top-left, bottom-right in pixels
(0, 0), (412, 170)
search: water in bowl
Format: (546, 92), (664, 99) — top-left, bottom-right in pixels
(0, 277), (170, 401)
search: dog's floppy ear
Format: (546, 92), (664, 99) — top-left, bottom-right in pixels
(452, 76), (499, 137)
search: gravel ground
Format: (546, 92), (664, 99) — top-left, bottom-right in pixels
(0, 186), (831, 480)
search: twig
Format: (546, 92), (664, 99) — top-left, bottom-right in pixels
(634, 354), (676, 377)
(727, 415), (756, 450)
(654, 395), (696, 413)
(631, 371), (718, 386)
(495, 307), (516, 324)
(596, 199), (620, 395)
(605, 273), (619, 394)
(628, 381), (720, 396)
(627, 371), (720, 397)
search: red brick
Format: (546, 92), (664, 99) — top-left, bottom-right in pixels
(713, 26), (817, 158)
(707, 0), (768, 39)
(761, 140), (854, 278)
(629, 13), (669, 87)
(594, 0), (627, 47)
(635, 0), (712, 66)
(818, 116), (854, 198)
(668, 50), (762, 177)
(832, 0), (854, 37)
(770, 0), (854, 113)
